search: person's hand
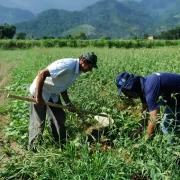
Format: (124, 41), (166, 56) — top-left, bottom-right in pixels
(66, 102), (76, 112)
(35, 96), (45, 106)
(130, 127), (143, 140)
(144, 132), (154, 142)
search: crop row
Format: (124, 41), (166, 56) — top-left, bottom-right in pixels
(0, 39), (180, 49)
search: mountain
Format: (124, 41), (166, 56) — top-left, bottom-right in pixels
(81, 0), (154, 38)
(2, 0), (180, 39)
(61, 24), (96, 37)
(140, 0), (176, 9)
(140, 0), (180, 32)
(0, 5), (35, 25)
(161, 1), (180, 31)
(15, 9), (83, 38)
(15, 0), (154, 39)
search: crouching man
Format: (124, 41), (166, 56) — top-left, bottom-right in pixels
(116, 72), (180, 144)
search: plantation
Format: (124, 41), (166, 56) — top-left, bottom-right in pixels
(0, 39), (180, 50)
(1, 46), (180, 179)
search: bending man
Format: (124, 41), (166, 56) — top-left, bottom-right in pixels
(29, 52), (98, 150)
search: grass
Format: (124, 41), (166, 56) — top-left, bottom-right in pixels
(0, 61), (15, 83)
(0, 47), (180, 179)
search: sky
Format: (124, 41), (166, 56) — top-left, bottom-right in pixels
(0, 0), (142, 14)
(0, 0), (101, 14)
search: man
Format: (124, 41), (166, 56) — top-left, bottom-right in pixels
(116, 72), (180, 143)
(29, 52), (98, 150)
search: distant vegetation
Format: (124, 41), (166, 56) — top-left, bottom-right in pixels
(0, 24), (16, 39)
(158, 27), (180, 40)
(1, 23), (180, 50)
(0, 39), (180, 50)
(0, 24), (180, 49)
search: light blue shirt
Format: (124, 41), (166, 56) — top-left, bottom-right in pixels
(30, 58), (80, 103)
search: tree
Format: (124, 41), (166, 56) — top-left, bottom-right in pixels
(73, 32), (87, 40)
(100, 36), (111, 40)
(158, 27), (180, 40)
(0, 23), (16, 39)
(42, 36), (55, 39)
(16, 32), (26, 40)
(143, 33), (149, 39)
(65, 35), (72, 39)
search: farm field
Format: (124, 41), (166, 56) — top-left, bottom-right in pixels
(1, 46), (180, 179)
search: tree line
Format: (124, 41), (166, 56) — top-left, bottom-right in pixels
(1, 23), (180, 40)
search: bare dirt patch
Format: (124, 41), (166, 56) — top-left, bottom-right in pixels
(0, 62), (26, 172)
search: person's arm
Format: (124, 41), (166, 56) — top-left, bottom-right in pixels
(36, 68), (50, 105)
(61, 90), (71, 105)
(61, 90), (76, 112)
(130, 103), (149, 139)
(146, 108), (160, 136)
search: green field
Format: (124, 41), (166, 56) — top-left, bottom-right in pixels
(1, 47), (180, 179)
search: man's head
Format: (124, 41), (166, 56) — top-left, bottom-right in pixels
(80, 52), (98, 73)
(116, 72), (140, 98)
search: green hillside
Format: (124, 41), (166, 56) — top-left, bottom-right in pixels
(140, 0), (180, 32)
(0, 5), (34, 24)
(61, 24), (96, 37)
(15, 0), (154, 39)
(15, 9), (82, 38)
(1, 0), (179, 39)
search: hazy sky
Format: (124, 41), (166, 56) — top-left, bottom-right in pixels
(0, 0), (141, 14)
(0, 0), (101, 14)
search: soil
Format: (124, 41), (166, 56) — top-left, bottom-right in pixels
(0, 77), (25, 172)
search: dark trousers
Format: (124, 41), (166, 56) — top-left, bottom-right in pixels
(161, 105), (180, 145)
(162, 105), (180, 134)
(29, 97), (66, 149)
